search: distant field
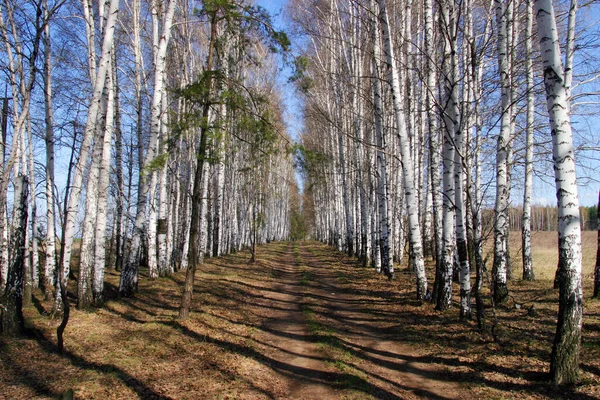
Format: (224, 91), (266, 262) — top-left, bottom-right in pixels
(482, 230), (597, 281)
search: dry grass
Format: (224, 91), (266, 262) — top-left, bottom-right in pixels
(479, 230), (597, 281)
(0, 248), (292, 399)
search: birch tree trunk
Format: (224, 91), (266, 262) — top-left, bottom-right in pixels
(78, 89), (108, 309)
(535, 0), (583, 384)
(57, 0), (119, 313)
(377, 0), (427, 299)
(43, 0), (57, 300)
(493, 0), (511, 304)
(26, 117), (39, 300)
(121, 0), (176, 294)
(92, 54), (117, 306)
(522, 0), (535, 281)
(371, 0), (391, 277)
(436, 0), (456, 311)
(564, 0), (577, 100)
(0, 175), (28, 336)
(114, 57), (124, 272)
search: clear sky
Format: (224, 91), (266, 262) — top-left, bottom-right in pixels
(255, 0), (303, 142)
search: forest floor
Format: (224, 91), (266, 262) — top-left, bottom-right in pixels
(2, 236), (600, 399)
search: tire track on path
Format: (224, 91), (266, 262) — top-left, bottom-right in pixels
(256, 242), (341, 399)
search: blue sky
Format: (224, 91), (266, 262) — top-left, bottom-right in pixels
(256, 0), (304, 144)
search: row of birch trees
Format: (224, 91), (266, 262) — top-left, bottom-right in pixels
(0, 0), (295, 332)
(292, 0), (598, 384)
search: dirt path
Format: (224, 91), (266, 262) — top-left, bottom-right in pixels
(252, 242), (341, 399)
(253, 241), (463, 399)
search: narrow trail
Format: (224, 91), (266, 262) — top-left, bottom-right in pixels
(253, 242), (341, 399)
(253, 241), (463, 399)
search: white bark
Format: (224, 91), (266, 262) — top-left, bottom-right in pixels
(456, 0), (471, 320)
(564, 0), (577, 100)
(522, 0), (535, 281)
(58, 0), (119, 312)
(492, 0), (510, 304)
(122, 0), (176, 294)
(372, 0), (391, 277)
(78, 81), (109, 308)
(92, 55), (116, 306)
(378, 0), (427, 299)
(43, 3), (57, 299)
(535, 0), (583, 384)
(157, 97), (169, 275)
(436, 0), (456, 311)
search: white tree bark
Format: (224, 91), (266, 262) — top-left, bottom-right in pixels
(371, 0), (391, 277)
(58, 0), (119, 312)
(535, 0), (583, 384)
(377, 0), (427, 299)
(42, 2), (57, 299)
(121, 0), (176, 295)
(435, 0), (457, 311)
(492, 0), (511, 304)
(564, 0), (577, 100)
(522, 0), (535, 281)
(91, 53), (117, 306)
(157, 89), (170, 275)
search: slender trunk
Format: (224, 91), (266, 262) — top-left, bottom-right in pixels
(24, 119), (37, 305)
(493, 0), (510, 304)
(0, 175), (28, 336)
(54, 127), (78, 313)
(121, 0), (176, 295)
(92, 53), (116, 306)
(535, 0), (583, 384)
(377, 0), (427, 299)
(59, 0), (119, 311)
(114, 57), (124, 272)
(564, 0), (577, 100)
(594, 190), (600, 297)
(371, 0), (391, 277)
(43, 1), (57, 300)
(436, 0), (456, 311)
(179, 11), (218, 320)
(522, 0), (535, 281)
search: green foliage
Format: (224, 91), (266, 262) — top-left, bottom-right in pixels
(290, 208), (308, 241)
(586, 205), (598, 230)
(143, 153), (169, 175)
(289, 56), (313, 92)
(293, 143), (328, 183)
(173, 70), (225, 107)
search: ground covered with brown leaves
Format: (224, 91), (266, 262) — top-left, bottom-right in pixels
(1, 238), (600, 399)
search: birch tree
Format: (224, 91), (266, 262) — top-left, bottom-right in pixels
(535, 0), (583, 384)
(522, 0), (535, 281)
(377, 0), (428, 299)
(436, 0), (457, 311)
(492, 0), (511, 305)
(42, 0), (57, 300)
(0, 176), (28, 336)
(120, 0), (177, 295)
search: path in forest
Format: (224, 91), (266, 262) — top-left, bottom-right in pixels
(254, 242), (342, 399)
(255, 241), (463, 399)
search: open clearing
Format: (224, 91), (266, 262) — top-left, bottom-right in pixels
(1, 234), (600, 399)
